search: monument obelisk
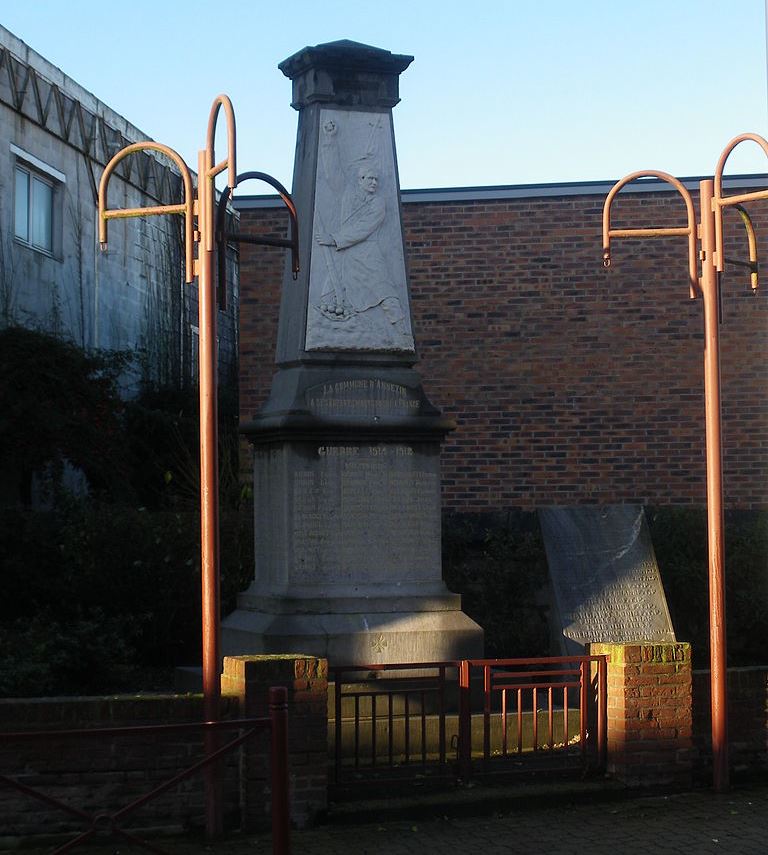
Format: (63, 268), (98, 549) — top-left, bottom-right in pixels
(222, 40), (483, 664)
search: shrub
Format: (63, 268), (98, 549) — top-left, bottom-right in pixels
(648, 506), (768, 667)
(0, 328), (253, 697)
(0, 326), (129, 503)
(443, 507), (768, 668)
(442, 511), (550, 658)
(0, 499), (253, 696)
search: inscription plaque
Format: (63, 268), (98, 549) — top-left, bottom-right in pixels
(305, 378), (421, 418)
(290, 444), (439, 583)
(538, 505), (675, 654)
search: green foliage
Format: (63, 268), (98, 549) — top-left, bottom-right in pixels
(442, 512), (550, 658)
(0, 328), (253, 697)
(648, 507), (768, 667)
(0, 613), (136, 697)
(444, 507), (768, 669)
(0, 498), (253, 697)
(121, 378), (246, 513)
(0, 326), (130, 502)
(121, 386), (201, 508)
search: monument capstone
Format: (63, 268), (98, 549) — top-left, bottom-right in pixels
(538, 504), (676, 655)
(222, 40), (483, 665)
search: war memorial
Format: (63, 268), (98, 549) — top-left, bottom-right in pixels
(222, 41), (484, 664)
(221, 40), (685, 669)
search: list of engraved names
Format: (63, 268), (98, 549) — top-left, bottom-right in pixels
(291, 445), (438, 581)
(562, 561), (670, 643)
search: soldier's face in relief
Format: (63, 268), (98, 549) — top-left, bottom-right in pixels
(360, 172), (379, 194)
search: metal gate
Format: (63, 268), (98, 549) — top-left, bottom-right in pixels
(330, 655), (607, 795)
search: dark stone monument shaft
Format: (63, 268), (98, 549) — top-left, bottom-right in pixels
(222, 40), (483, 665)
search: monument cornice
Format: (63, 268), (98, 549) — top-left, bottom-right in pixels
(241, 413), (455, 445)
(279, 39), (413, 109)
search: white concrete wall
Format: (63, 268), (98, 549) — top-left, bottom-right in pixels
(0, 25), (238, 391)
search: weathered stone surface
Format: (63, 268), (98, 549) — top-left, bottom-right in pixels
(252, 441), (441, 592)
(279, 40), (413, 110)
(539, 505), (675, 654)
(222, 40), (483, 666)
(306, 108), (414, 353)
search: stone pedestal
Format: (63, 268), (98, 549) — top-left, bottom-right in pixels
(222, 40), (482, 665)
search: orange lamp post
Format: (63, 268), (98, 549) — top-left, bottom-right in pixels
(602, 134), (766, 793)
(98, 95), (297, 835)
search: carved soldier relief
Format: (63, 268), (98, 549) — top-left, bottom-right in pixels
(306, 109), (415, 352)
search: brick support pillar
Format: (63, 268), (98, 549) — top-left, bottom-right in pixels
(221, 655), (328, 829)
(589, 642), (695, 787)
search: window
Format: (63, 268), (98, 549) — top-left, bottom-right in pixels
(14, 165), (54, 253)
(11, 144), (64, 256)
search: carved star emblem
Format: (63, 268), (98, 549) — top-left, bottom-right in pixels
(370, 633), (388, 654)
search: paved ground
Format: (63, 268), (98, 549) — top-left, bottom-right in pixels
(271, 781), (768, 855)
(20, 779), (768, 855)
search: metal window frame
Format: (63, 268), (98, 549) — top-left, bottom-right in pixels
(13, 162), (56, 255)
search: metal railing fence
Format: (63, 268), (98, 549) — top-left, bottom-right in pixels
(330, 655), (607, 790)
(0, 685), (290, 855)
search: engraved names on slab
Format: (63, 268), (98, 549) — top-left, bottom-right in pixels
(291, 444), (438, 582)
(539, 505), (675, 652)
(559, 559), (667, 644)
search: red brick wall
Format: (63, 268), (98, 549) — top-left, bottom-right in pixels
(236, 182), (768, 511)
(221, 655), (327, 830)
(0, 694), (240, 841)
(693, 667), (768, 774)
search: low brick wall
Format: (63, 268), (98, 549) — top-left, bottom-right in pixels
(222, 654), (328, 830)
(692, 666), (768, 775)
(0, 654), (329, 844)
(0, 694), (241, 843)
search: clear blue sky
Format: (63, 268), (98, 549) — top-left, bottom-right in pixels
(3, 0), (768, 189)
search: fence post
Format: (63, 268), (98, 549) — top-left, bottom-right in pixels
(221, 655), (327, 830)
(597, 655), (608, 771)
(458, 660), (472, 779)
(269, 686), (290, 855)
(579, 659), (588, 760)
(438, 665), (446, 767)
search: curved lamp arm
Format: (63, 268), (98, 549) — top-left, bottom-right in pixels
(216, 171), (300, 308)
(713, 133), (768, 273)
(602, 170), (698, 298)
(728, 205), (759, 291)
(98, 141), (195, 283)
(204, 95), (237, 252)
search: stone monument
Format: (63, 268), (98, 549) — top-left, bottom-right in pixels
(222, 40), (483, 665)
(538, 505), (675, 655)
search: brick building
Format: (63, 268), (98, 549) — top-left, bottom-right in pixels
(235, 175), (768, 513)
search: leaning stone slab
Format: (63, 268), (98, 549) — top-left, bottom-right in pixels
(538, 505), (675, 655)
